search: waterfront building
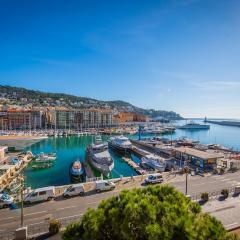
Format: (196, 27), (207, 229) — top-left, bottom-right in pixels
(173, 147), (222, 171)
(0, 109), (45, 130)
(113, 112), (147, 123)
(48, 108), (114, 129)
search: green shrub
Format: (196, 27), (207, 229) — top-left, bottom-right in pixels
(63, 185), (230, 240)
(201, 192), (209, 202)
(49, 219), (61, 235)
(62, 221), (82, 240)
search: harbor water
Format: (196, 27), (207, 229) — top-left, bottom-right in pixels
(24, 119), (240, 188)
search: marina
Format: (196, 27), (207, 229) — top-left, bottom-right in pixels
(19, 120), (240, 188)
(0, 119), (239, 190)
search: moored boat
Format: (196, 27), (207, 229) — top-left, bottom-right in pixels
(141, 154), (166, 172)
(69, 160), (85, 183)
(108, 135), (132, 155)
(35, 152), (57, 163)
(178, 121), (210, 130)
(87, 136), (114, 176)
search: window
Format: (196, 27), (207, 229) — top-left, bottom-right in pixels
(31, 192), (38, 197)
(39, 191), (46, 196)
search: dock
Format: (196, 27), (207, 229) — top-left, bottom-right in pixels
(122, 157), (146, 175)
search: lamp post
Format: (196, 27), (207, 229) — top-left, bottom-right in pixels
(18, 174), (25, 227)
(184, 162), (189, 196)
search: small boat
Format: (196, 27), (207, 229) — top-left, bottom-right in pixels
(35, 152), (57, 163)
(141, 154), (166, 172)
(87, 135), (114, 176)
(69, 160), (85, 183)
(32, 163), (53, 170)
(108, 135), (132, 155)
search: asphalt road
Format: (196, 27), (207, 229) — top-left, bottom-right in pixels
(1, 171), (240, 232)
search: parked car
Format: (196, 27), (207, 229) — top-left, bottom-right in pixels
(24, 186), (55, 204)
(144, 173), (163, 185)
(95, 180), (115, 193)
(63, 184), (85, 198)
(0, 193), (14, 208)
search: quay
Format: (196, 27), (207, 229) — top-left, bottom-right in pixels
(0, 151), (33, 191)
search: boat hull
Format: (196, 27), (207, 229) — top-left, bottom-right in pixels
(69, 163), (86, 183)
(108, 141), (131, 155)
(86, 148), (114, 176)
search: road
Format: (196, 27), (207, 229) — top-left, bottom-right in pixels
(1, 171), (240, 232)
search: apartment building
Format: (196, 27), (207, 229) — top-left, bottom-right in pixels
(0, 109), (45, 130)
(48, 108), (114, 129)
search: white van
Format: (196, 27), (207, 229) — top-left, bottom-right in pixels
(95, 180), (115, 193)
(63, 184), (85, 198)
(0, 193), (14, 208)
(145, 173), (163, 185)
(24, 186), (55, 204)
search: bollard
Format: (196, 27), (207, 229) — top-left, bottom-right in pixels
(15, 227), (27, 240)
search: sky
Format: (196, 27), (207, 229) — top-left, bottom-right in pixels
(0, 0), (240, 118)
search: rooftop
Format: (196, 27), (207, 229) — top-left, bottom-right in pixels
(173, 147), (222, 160)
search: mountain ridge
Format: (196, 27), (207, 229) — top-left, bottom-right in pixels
(0, 85), (183, 119)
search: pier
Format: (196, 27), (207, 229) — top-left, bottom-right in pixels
(122, 156), (146, 175)
(205, 120), (240, 128)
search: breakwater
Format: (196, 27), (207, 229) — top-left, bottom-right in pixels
(205, 120), (240, 128)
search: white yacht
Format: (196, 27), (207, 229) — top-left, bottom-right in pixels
(87, 136), (114, 176)
(178, 121), (210, 130)
(108, 135), (132, 154)
(35, 152), (57, 163)
(141, 154), (166, 172)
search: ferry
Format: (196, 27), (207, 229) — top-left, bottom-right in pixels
(108, 135), (132, 155)
(87, 136), (114, 176)
(141, 154), (166, 172)
(178, 122), (210, 130)
(69, 160), (85, 183)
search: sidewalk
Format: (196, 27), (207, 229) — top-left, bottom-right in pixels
(202, 196), (240, 230)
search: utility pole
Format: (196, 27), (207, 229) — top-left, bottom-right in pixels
(184, 163), (189, 196)
(19, 174), (24, 227)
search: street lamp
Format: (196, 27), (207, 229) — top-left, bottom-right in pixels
(184, 162), (190, 196)
(18, 174), (25, 227)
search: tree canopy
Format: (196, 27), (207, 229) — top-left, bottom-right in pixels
(63, 185), (239, 240)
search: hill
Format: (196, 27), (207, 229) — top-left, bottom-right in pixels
(0, 85), (183, 119)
